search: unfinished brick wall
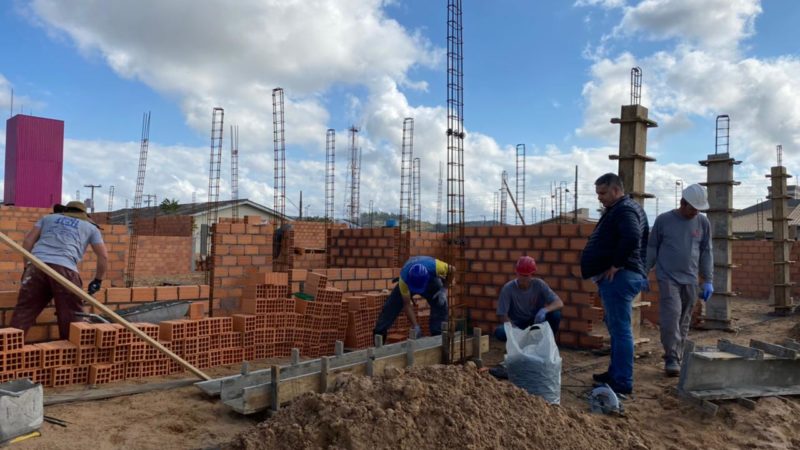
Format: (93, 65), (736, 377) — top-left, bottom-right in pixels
(407, 231), (448, 262)
(134, 236), (193, 277)
(731, 239), (800, 299)
(0, 284), (209, 343)
(210, 221), (273, 314)
(327, 227), (401, 268)
(92, 214), (194, 237)
(0, 206), (129, 291)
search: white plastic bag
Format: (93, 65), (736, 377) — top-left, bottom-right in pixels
(504, 321), (562, 404)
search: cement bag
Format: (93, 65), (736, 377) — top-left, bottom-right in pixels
(504, 321), (562, 404)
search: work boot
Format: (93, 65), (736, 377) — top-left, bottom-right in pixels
(664, 359), (680, 377)
(489, 366), (508, 380)
(592, 371), (611, 384)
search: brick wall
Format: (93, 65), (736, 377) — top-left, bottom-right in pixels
(93, 213), (194, 237)
(327, 227), (401, 268)
(134, 236), (193, 277)
(210, 221), (273, 314)
(0, 206), (129, 291)
(731, 239), (800, 299)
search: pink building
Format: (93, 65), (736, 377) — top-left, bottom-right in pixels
(4, 114), (64, 208)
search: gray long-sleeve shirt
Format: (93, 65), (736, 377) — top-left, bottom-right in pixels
(645, 210), (713, 284)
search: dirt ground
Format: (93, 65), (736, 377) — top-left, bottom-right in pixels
(13, 296), (800, 450)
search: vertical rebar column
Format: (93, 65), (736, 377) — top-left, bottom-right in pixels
(446, 0), (466, 318)
(400, 118), (414, 253)
(516, 144), (525, 225)
(348, 126), (360, 226)
(325, 129), (335, 224)
(499, 171), (508, 225)
(230, 125), (239, 222)
(436, 161), (443, 232)
(699, 115), (739, 330)
(272, 88), (286, 226)
(412, 157), (421, 233)
(492, 192), (498, 223)
(610, 68), (656, 343)
(768, 162), (795, 315)
(125, 112), (151, 288)
(205, 107), (224, 292)
(107, 185), (115, 213)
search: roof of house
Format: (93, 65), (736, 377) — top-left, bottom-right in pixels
(732, 199), (800, 233)
(100, 199), (289, 224)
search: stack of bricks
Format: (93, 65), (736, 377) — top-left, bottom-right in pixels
(0, 206), (129, 291)
(0, 285), (210, 343)
(273, 222), (329, 271)
(461, 223), (661, 349)
(343, 293), (386, 349)
(327, 227), (401, 268)
(385, 298), (432, 343)
(209, 221), (274, 314)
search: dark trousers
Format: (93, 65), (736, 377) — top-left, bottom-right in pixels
(11, 263), (84, 340)
(493, 310), (562, 342)
(373, 282), (448, 340)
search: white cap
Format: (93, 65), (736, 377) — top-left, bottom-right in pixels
(682, 184), (710, 210)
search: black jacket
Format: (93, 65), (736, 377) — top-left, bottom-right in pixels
(580, 195), (649, 279)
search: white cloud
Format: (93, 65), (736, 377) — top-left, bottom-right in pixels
(616, 0), (762, 54)
(575, 0), (627, 8)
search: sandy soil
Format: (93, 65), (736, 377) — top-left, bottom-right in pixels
(12, 297), (800, 450)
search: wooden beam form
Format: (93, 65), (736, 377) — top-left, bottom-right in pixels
(610, 101), (657, 344)
(698, 153), (741, 330)
(767, 165), (797, 315)
(199, 333), (488, 415)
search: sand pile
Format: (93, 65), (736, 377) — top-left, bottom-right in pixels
(229, 363), (651, 449)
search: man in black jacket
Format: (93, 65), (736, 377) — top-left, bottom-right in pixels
(580, 173), (648, 395)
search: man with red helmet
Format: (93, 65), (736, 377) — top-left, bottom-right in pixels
(373, 255), (455, 341)
(494, 255), (564, 341)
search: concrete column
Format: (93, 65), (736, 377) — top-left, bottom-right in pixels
(611, 104), (658, 343)
(768, 166), (796, 315)
(699, 153), (740, 330)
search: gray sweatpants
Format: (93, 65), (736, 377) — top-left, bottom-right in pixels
(658, 278), (698, 363)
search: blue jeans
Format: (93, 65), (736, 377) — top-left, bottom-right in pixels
(493, 310), (562, 342)
(597, 269), (643, 393)
(372, 282), (448, 340)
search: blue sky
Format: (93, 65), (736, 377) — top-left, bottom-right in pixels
(1, 0), (798, 223)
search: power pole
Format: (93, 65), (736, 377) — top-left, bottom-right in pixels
(107, 185), (115, 212)
(83, 184), (102, 214)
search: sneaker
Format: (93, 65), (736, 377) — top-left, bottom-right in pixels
(592, 371), (612, 384)
(664, 360), (680, 377)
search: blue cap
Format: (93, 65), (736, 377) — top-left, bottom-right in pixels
(406, 263), (429, 294)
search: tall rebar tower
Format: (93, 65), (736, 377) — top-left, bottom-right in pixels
(272, 88), (286, 226)
(107, 185), (115, 212)
(493, 191), (499, 223)
(399, 118), (414, 238)
(446, 0), (465, 312)
(230, 125), (240, 222)
(207, 107), (224, 228)
(347, 126), (360, 226)
(515, 144), (525, 225)
(412, 157), (421, 232)
(325, 129), (335, 224)
(436, 161), (443, 232)
(125, 111), (151, 287)
(499, 171), (508, 224)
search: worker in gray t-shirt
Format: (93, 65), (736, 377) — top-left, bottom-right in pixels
(11, 201), (108, 339)
(494, 256), (564, 341)
(645, 184), (713, 377)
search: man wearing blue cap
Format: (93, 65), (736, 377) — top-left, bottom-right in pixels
(373, 255), (455, 340)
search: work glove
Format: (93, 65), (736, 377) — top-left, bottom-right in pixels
(87, 278), (102, 296)
(412, 324), (422, 339)
(534, 308), (547, 324)
(701, 282), (714, 302)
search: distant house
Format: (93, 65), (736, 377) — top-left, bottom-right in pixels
(732, 186), (800, 237)
(536, 208), (598, 225)
(101, 199), (291, 253)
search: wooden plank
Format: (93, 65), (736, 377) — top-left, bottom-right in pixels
(749, 339), (799, 359)
(688, 385), (800, 401)
(230, 335), (488, 414)
(45, 379), (196, 406)
(718, 339), (764, 360)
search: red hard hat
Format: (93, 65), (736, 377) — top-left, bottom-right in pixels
(515, 256), (537, 276)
